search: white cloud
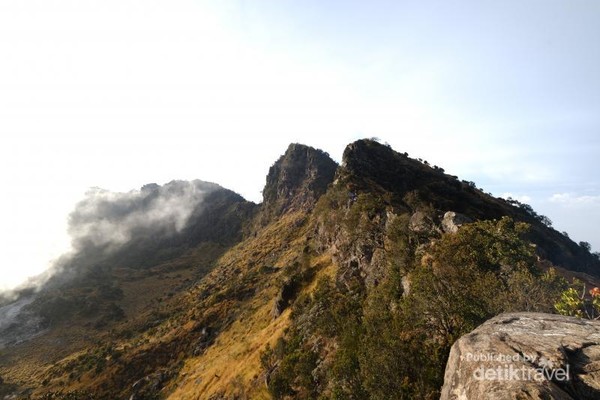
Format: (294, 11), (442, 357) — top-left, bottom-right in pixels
(68, 181), (217, 251)
(1, 0), (599, 290)
(550, 193), (600, 206)
(542, 193), (600, 251)
(501, 193), (532, 204)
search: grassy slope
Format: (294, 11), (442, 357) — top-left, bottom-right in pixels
(3, 140), (598, 399)
(0, 209), (333, 399)
(166, 212), (336, 399)
(0, 242), (223, 393)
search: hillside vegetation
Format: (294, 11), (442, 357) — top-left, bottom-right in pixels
(1, 140), (598, 399)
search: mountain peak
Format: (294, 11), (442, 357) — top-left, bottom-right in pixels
(262, 143), (337, 217)
(341, 138), (441, 193)
(3, 139), (600, 399)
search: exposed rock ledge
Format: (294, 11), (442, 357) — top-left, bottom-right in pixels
(441, 313), (600, 400)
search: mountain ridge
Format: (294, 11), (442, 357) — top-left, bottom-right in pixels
(0, 139), (598, 399)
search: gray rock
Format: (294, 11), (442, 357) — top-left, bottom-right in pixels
(262, 143), (337, 218)
(441, 211), (472, 233)
(409, 211), (437, 233)
(441, 312), (600, 400)
(271, 277), (299, 318)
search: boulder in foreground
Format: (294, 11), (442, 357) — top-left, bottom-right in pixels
(441, 312), (600, 400)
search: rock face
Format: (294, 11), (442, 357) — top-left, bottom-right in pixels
(340, 140), (600, 275)
(271, 277), (298, 318)
(441, 313), (600, 400)
(262, 143), (337, 217)
(409, 211), (438, 234)
(441, 211), (473, 233)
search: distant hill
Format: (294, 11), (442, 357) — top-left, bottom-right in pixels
(1, 139), (598, 399)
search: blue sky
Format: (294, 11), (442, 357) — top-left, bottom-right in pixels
(0, 0), (599, 289)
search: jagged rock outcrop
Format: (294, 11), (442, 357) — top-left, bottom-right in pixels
(262, 143), (337, 218)
(5, 140), (600, 399)
(341, 139), (452, 195)
(409, 211), (438, 234)
(441, 211), (473, 233)
(441, 313), (600, 400)
(339, 139), (600, 275)
(271, 278), (296, 318)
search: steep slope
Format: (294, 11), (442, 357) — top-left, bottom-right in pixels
(251, 140), (598, 398)
(341, 139), (598, 273)
(0, 180), (256, 394)
(165, 143), (339, 399)
(1, 139), (598, 399)
(0, 143), (339, 399)
(261, 143), (337, 221)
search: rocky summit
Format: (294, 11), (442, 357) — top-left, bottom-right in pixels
(0, 139), (599, 399)
(262, 143), (337, 218)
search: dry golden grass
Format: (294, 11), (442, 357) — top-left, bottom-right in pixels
(168, 295), (290, 399)
(1, 210), (336, 399)
(166, 213), (337, 399)
(0, 249), (204, 392)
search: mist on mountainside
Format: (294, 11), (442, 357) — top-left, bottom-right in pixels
(69, 181), (220, 250)
(1, 140), (599, 400)
(0, 180), (227, 348)
(0, 296), (45, 349)
(2, 180), (221, 297)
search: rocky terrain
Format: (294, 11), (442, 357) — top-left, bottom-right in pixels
(0, 139), (598, 399)
(441, 313), (600, 400)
